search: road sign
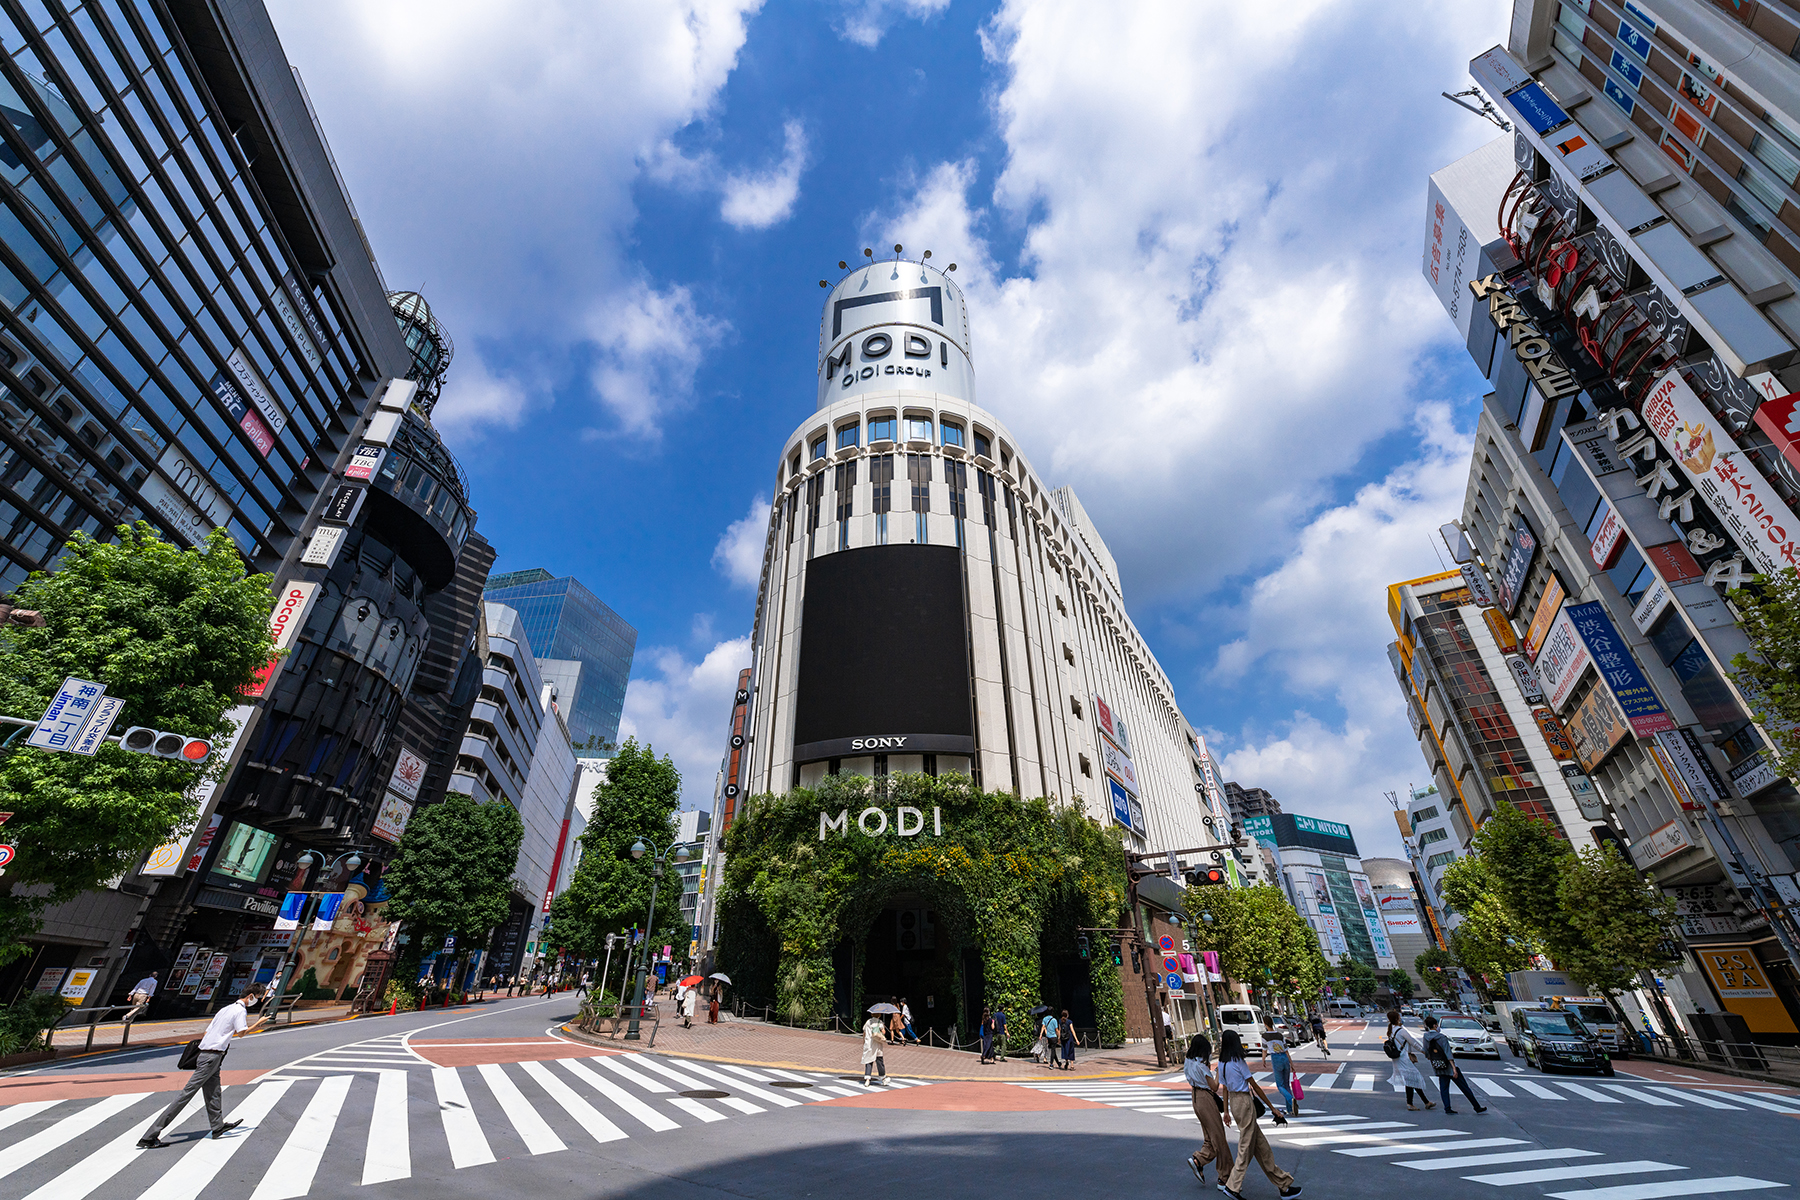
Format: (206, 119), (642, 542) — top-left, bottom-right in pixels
(0, 846), (14, 869)
(1158, 935), (1175, 952)
(1164, 956), (1179, 973)
(27, 677), (106, 751)
(0, 812), (12, 824)
(443, 935), (456, 952)
(68, 696), (124, 756)
(1166, 972), (1182, 990)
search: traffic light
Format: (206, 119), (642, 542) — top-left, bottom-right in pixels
(1187, 866), (1227, 887)
(119, 727), (213, 764)
(1109, 940), (1123, 967)
(1077, 934), (1090, 960)
(1131, 945), (1142, 975)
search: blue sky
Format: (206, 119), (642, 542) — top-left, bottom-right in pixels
(269, 0), (1509, 858)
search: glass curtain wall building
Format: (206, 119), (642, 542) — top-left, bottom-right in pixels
(482, 568), (637, 751)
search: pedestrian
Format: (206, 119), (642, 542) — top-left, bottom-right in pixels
(1059, 1008), (1076, 1070)
(900, 997), (919, 1043)
(861, 1010), (889, 1086)
(1384, 1008), (1434, 1111)
(708, 985), (721, 1024)
(1160, 1005), (1174, 1046)
(1031, 1011), (1051, 1064)
(1218, 1029), (1302, 1200)
(1037, 1009), (1060, 1067)
(681, 987), (697, 1029)
(1421, 1015), (1487, 1114)
(1262, 1014), (1297, 1115)
(137, 983), (271, 1148)
(992, 1005), (1008, 1061)
(978, 1007), (995, 1064)
(124, 970), (160, 1024)
(888, 1008), (906, 1045)
(1310, 1012), (1330, 1056)
(1185, 1033), (1235, 1189)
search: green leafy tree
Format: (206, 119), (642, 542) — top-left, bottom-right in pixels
(1415, 947), (1460, 1000)
(1185, 884), (1329, 1005)
(1556, 842), (1680, 1001)
(548, 738), (685, 965)
(0, 526), (274, 963)
(1387, 969), (1416, 1002)
(384, 792), (525, 986)
(1469, 800), (1581, 965)
(1340, 955), (1379, 1006)
(1728, 570), (1800, 778)
(1440, 855), (1541, 997)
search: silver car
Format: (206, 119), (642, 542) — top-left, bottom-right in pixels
(1438, 1014), (1499, 1058)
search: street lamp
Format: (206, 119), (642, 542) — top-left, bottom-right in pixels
(624, 838), (697, 1040)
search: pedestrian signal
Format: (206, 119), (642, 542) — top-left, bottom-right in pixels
(1077, 934), (1090, 960)
(119, 727), (213, 764)
(1109, 940), (1123, 967)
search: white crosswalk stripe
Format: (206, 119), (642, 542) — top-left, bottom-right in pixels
(248, 1075), (350, 1200)
(1400, 1148), (1604, 1171)
(1336, 1137), (1528, 1158)
(1544, 1179), (1788, 1200)
(138, 1082), (293, 1200)
(1466, 1161), (1686, 1186)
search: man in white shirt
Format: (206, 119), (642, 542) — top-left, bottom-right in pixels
(137, 983), (269, 1148)
(124, 971), (159, 1024)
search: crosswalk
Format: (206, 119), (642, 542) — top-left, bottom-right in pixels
(1259, 1113), (1788, 1200)
(1015, 1072), (1800, 1118)
(0, 1054), (917, 1198)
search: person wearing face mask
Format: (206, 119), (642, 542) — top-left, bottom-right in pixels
(137, 983), (272, 1148)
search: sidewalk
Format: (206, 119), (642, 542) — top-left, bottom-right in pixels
(561, 1012), (1167, 1080)
(40, 1002), (361, 1059)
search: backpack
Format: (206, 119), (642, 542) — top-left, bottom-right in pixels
(1382, 1034), (1401, 1060)
(1424, 1032), (1454, 1073)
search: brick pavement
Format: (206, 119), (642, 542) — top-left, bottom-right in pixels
(561, 1011), (1165, 1080)
(40, 1002), (360, 1058)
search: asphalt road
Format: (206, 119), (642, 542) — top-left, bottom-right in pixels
(0, 1007), (1791, 1199)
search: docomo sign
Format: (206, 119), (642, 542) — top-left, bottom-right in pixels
(820, 806), (944, 840)
(244, 581), (317, 698)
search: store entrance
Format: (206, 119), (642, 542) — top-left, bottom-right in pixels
(856, 893), (959, 1042)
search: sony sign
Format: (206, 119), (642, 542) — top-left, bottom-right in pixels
(820, 806), (945, 840)
(848, 736), (910, 751)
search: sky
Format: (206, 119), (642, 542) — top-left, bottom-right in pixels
(267, 0), (1511, 859)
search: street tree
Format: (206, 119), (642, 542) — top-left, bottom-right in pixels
(548, 738), (686, 966)
(1728, 570), (1800, 778)
(1439, 855), (1541, 997)
(1387, 969), (1416, 1003)
(1469, 799), (1581, 964)
(0, 526), (274, 963)
(1340, 955), (1379, 1006)
(1557, 841), (1680, 1003)
(383, 792), (524, 988)
(1185, 883), (1329, 1005)
(1415, 947), (1460, 1000)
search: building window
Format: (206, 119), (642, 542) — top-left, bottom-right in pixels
(905, 417), (932, 442)
(790, 448), (801, 476)
(908, 453), (931, 544)
(1417, 827), (1449, 847)
(805, 471), (824, 558)
(974, 430), (991, 458)
(873, 752), (888, 776)
(1056, 596), (1067, 615)
(811, 434), (828, 461)
(869, 416), (896, 442)
(946, 458), (967, 549)
(1413, 805), (1439, 823)
(1063, 643), (1075, 665)
(977, 468), (997, 530)
(1070, 696), (1083, 719)
(835, 460), (856, 551)
(836, 423), (860, 450)
(941, 421), (964, 448)
(1425, 851), (1456, 870)
(1079, 754), (1091, 777)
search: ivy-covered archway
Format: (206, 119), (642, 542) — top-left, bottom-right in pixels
(718, 772), (1128, 1047)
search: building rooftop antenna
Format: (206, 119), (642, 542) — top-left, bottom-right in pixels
(1442, 86), (1512, 131)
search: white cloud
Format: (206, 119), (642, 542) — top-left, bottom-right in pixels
(720, 120), (809, 229)
(619, 635), (754, 807)
(586, 282), (729, 438)
(712, 495), (773, 588)
(267, 0), (764, 439)
(835, 0), (951, 47)
(429, 351), (532, 441)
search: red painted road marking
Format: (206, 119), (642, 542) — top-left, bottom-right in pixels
(815, 1082), (1112, 1111)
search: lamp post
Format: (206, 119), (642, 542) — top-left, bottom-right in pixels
(265, 849), (363, 1016)
(624, 839), (698, 1041)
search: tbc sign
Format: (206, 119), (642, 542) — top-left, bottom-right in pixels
(820, 806), (945, 840)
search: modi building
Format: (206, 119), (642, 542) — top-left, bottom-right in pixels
(713, 253), (1232, 1040)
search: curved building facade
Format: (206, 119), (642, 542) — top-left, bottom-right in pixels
(740, 256), (1220, 853)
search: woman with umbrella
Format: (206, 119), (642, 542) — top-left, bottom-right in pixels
(677, 974), (704, 1028)
(863, 1003), (896, 1085)
(708, 972), (730, 1024)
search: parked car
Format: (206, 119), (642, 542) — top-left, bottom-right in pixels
(1436, 1014), (1499, 1059)
(1400, 1004), (1419, 1018)
(1217, 1004), (1266, 1043)
(1510, 1007), (1614, 1075)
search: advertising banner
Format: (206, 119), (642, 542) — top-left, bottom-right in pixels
(1697, 946), (1799, 1033)
(1532, 707), (1576, 761)
(1424, 137), (1516, 343)
(1380, 893), (1423, 936)
(1565, 602), (1676, 736)
(1107, 776), (1134, 830)
(1643, 369), (1800, 576)
(1567, 679), (1630, 772)
(1242, 815), (1276, 845)
(273, 892), (307, 932)
(1537, 607), (1591, 711)
(1100, 739), (1139, 796)
(371, 794), (414, 845)
(226, 347), (287, 437)
(1508, 655), (1546, 703)
(387, 747), (426, 802)
(1496, 524), (1539, 613)
(1524, 576), (1565, 660)
(1093, 693), (1133, 759)
(245, 582), (317, 698)
(311, 893), (344, 932)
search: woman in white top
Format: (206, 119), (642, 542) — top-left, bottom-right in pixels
(861, 1013), (890, 1086)
(1386, 1008), (1435, 1110)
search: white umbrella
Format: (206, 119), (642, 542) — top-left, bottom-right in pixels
(868, 1003), (900, 1014)
(709, 972), (732, 984)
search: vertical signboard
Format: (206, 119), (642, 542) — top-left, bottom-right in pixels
(245, 582), (318, 699)
(1565, 602), (1675, 735)
(1524, 577), (1565, 660)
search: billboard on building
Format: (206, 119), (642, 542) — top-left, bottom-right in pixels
(1423, 135), (1515, 343)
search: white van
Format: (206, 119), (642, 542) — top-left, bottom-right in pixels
(1216, 1004), (1265, 1044)
(1325, 998), (1361, 1018)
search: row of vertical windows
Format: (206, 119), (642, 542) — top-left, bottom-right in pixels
(803, 416), (992, 463)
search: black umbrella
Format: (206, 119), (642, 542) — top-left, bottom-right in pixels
(1028, 1004), (1052, 1017)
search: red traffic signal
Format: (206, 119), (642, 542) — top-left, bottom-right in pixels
(1188, 866), (1228, 887)
(120, 727), (213, 764)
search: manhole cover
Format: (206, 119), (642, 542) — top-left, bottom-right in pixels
(680, 1090), (731, 1099)
(770, 1081), (813, 1088)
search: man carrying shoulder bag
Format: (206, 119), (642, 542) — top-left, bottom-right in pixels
(138, 983), (272, 1148)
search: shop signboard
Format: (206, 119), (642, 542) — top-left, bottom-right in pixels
(1537, 607), (1591, 711)
(1632, 577), (1672, 632)
(1093, 693), (1133, 759)
(1561, 764), (1605, 820)
(1697, 947), (1799, 1033)
(1100, 739), (1139, 796)
(1508, 655), (1546, 703)
(1107, 777), (1134, 830)
(1568, 680), (1630, 772)
(1729, 751), (1780, 799)
(1652, 728), (1729, 811)
(1630, 819), (1695, 867)
(372, 794), (414, 844)
(32, 968), (66, 995)
(1643, 369), (1800, 576)
(245, 581), (318, 698)
(1482, 608), (1519, 654)
(1590, 504), (1626, 568)
(1532, 706), (1576, 761)
(57, 968), (98, 1003)
(1524, 577), (1565, 660)
(1565, 602), (1676, 736)
(1459, 562), (1492, 606)
(387, 747), (426, 802)
(1495, 523), (1538, 613)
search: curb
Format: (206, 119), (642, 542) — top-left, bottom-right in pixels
(1625, 1054), (1800, 1092)
(554, 1023), (1166, 1083)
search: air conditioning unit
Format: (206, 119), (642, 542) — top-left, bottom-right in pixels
(896, 909), (936, 951)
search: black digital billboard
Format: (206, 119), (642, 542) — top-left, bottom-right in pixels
(793, 544), (974, 761)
